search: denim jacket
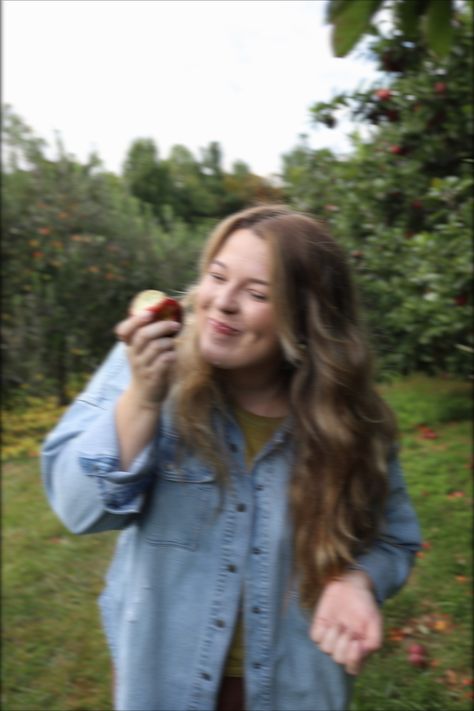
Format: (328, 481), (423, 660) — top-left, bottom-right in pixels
(41, 343), (421, 711)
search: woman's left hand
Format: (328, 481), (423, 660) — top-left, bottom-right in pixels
(310, 570), (382, 675)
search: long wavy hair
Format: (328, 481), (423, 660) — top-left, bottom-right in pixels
(171, 205), (397, 608)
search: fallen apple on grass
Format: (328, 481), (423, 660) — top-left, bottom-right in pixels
(129, 290), (182, 323)
(408, 643), (428, 668)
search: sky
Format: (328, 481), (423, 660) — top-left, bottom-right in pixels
(3, 0), (381, 178)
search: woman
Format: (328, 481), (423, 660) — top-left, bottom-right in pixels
(42, 205), (421, 711)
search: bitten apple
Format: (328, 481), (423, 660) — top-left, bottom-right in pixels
(129, 290), (182, 323)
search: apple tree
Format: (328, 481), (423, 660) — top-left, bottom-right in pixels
(2, 107), (207, 404)
(282, 2), (472, 377)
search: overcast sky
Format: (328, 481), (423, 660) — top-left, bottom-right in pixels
(3, 0), (381, 177)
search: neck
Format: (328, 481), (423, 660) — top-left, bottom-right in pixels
(225, 367), (289, 418)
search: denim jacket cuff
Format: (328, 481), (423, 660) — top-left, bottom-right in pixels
(351, 545), (417, 605)
(77, 406), (155, 514)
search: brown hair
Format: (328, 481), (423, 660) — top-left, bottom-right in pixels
(173, 205), (396, 608)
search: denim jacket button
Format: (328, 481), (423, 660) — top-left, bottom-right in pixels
(236, 503), (246, 512)
(215, 619), (225, 628)
(227, 564), (237, 573)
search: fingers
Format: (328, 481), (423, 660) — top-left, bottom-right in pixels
(345, 639), (365, 676)
(115, 311), (155, 344)
(115, 313), (181, 349)
(362, 612), (383, 655)
(136, 337), (177, 368)
(312, 621), (366, 676)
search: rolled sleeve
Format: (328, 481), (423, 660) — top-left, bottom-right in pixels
(76, 404), (156, 514)
(353, 454), (422, 604)
(41, 343), (158, 534)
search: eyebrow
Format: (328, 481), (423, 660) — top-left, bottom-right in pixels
(210, 259), (270, 286)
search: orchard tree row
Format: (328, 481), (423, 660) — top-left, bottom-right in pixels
(282, 1), (472, 378)
(123, 138), (282, 225)
(2, 108), (283, 405)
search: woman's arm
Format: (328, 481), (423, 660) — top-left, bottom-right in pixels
(310, 453), (422, 674)
(42, 310), (181, 535)
(41, 343), (150, 535)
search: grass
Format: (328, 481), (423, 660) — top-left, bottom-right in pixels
(2, 374), (472, 710)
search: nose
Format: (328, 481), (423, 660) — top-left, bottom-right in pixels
(215, 283), (239, 313)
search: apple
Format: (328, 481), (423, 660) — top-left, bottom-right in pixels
(408, 643), (428, 668)
(409, 643), (425, 655)
(454, 293), (468, 306)
(375, 88), (392, 101)
(409, 652), (428, 668)
(381, 52), (404, 73)
(434, 82), (448, 94)
(389, 145), (406, 155)
(129, 290), (182, 322)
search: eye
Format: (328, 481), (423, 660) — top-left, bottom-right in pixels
(249, 291), (268, 302)
(209, 271), (225, 282)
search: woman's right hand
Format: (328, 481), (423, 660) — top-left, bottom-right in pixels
(115, 310), (182, 408)
(114, 311), (182, 469)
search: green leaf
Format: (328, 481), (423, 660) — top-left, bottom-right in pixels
(331, 0), (385, 57)
(425, 0), (453, 56)
(326, 0), (351, 22)
(398, 0), (424, 39)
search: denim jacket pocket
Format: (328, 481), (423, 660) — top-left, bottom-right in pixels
(139, 458), (217, 550)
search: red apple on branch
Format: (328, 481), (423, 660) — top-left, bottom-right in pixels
(375, 88), (392, 101)
(434, 82), (448, 94)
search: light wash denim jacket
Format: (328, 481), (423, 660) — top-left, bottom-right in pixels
(42, 343), (421, 711)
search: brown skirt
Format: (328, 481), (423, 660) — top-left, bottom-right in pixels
(216, 676), (245, 711)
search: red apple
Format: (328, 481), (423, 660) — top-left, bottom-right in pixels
(375, 88), (392, 101)
(409, 643), (426, 655)
(129, 290), (182, 322)
(409, 653), (428, 668)
(381, 52), (404, 73)
(389, 145), (405, 155)
(408, 643), (428, 668)
(434, 82), (448, 94)
(385, 108), (400, 122)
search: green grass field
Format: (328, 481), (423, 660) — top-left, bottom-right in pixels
(2, 375), (472, 710)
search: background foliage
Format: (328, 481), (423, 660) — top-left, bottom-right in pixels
(1, 2), (472, 406)
(283, 1), (473, 377)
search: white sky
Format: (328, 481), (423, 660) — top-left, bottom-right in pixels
(3, 0), (381, 178)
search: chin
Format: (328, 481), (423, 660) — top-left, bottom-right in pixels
(199, 340), (232, 369)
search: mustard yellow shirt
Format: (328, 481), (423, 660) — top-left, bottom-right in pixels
(223, 405), (285, 678)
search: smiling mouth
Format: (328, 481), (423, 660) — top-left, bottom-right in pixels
(209, 318), (241, 336)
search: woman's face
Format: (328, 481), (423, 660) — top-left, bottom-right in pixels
(195, 228), (283, 377)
